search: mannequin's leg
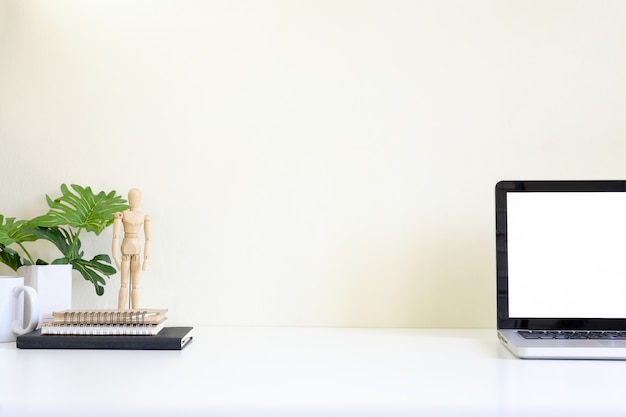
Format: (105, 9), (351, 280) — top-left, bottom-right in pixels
(118, 256), (131, 309)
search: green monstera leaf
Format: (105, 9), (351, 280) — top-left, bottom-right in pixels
(0, 215), (38, 247)
(29, 184), (129, 235)
(68, 255), (117, 296)
(0, 243), (23, 271)
(0, 215), (39, 269)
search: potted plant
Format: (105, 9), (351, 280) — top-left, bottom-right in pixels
(0, 184), (129, 296)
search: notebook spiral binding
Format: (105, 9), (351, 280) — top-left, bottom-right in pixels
(61, 310), (152, 325)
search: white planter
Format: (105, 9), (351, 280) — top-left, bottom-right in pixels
(18, 264), (72, 322)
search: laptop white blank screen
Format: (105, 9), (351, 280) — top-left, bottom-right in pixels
(507, 192), (626, 318)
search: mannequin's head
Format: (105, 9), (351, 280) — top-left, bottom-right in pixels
(128, 188), (142, 209)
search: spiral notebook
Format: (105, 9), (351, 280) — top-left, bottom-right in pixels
(40, 322), (167, 335)
(40, 308), (168, 336)
(50, 308), (168, 324)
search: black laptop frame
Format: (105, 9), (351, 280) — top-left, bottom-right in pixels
(496, 180), (626, 331)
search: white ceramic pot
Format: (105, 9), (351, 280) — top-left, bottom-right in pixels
(18, 264), (72, 322)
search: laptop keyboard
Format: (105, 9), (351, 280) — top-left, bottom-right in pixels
(519, 330), (626, 340)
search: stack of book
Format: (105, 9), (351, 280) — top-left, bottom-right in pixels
(41, 308), (169, 335)
(16, 308), (193, 350)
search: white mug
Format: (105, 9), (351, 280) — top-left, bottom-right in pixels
(0, 276), (39, 343)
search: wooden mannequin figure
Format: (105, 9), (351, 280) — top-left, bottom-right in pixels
(112, 188), (151, 309)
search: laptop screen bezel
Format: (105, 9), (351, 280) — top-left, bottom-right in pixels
(496, 180), (626, 331)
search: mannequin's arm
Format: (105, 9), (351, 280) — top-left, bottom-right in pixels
(112, 213), (123, 270)
(142, 214), (152, 271)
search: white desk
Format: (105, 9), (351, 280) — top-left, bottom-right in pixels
(1, 327), (625, 416)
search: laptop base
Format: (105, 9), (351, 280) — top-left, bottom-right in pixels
(498, 330), (626, 360)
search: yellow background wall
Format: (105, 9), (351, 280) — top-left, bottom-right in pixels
(1, 0), (625, 327)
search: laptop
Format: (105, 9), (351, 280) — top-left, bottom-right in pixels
(496, 180), (626, 359)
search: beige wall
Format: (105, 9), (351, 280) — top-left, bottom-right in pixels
(1, 0), (625, 328)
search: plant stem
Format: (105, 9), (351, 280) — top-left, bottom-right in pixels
(67, 227), (82, 259)
(17, 242), (35, 265)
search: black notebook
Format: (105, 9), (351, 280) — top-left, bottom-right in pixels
(16, 326), (193, 350)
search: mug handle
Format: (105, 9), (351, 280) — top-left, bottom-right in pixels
(12, 286), (39, 335)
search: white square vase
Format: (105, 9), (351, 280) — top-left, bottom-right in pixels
(18, 264), (72, 322)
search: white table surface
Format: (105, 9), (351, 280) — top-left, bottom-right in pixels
(1, 327), (625, 417)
